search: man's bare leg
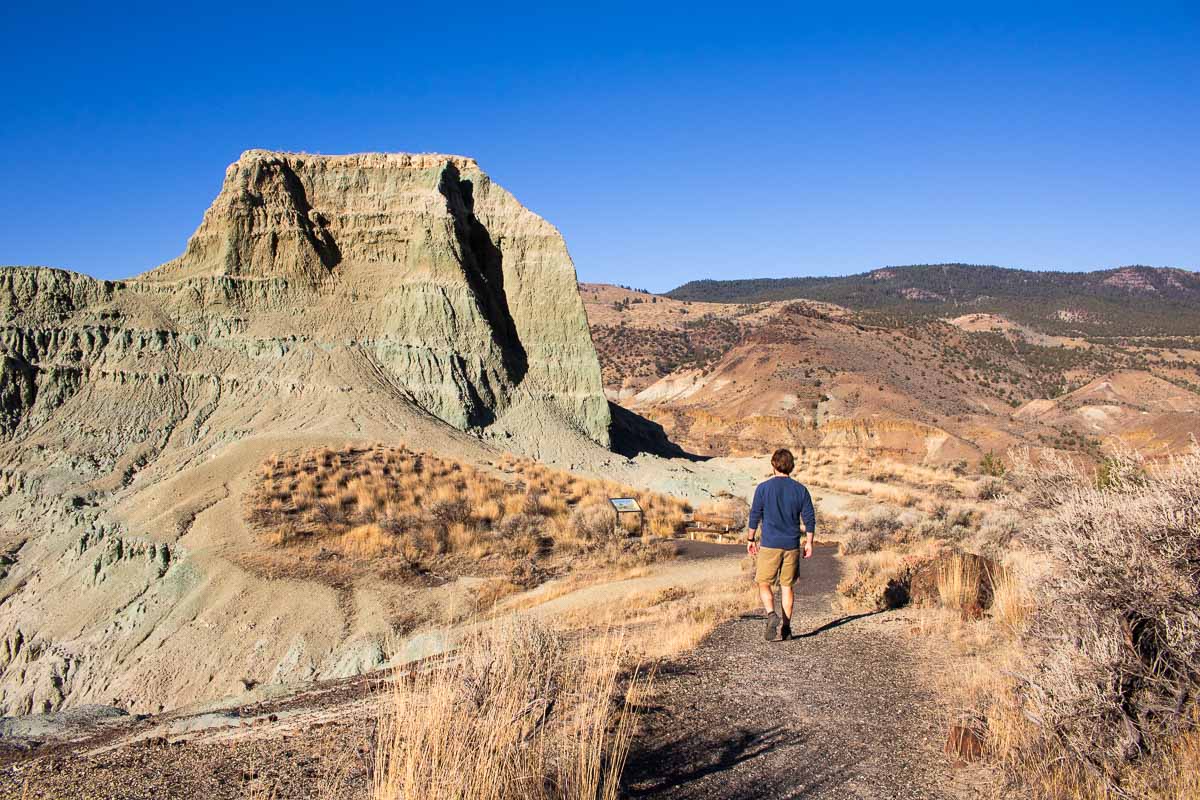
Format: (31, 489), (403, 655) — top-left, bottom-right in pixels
(758, 581), (782, 640)
(781, 584), (795, 622)
(757, 582), (775, 615)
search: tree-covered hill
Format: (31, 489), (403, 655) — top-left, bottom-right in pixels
(667, 264), (1200, 337)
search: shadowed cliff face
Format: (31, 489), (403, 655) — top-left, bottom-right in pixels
(0, 151), (611, 716)
(438, 163), (529, 414)
(0, 351), (37, 436)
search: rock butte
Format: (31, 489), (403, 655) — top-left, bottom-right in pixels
(0, 151), (612, 714)
(3, 150), (609, 446)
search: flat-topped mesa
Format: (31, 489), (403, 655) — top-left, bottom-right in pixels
(2, 150), (611, 446)
(146, 151), (483, 284)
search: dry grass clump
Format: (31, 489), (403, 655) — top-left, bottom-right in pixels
(983, 447), (1200, 797)
(935, 553), (983, 613)
(873, 486), (920, 507)
(372, 621), (641, 800)
(988, 562), (1033, 634)
(245, 445), (686, 590)
(554, 573), (756, 661)
(867, 465), (901, 483)
(1119, 719), (1200, 800)
(973, 476), (1005, 500)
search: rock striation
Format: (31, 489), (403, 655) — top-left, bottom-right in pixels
(3, 151), (609, 445)
(0, 151), (610, 715)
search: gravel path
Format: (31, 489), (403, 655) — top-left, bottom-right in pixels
(624, 545), (983, 800)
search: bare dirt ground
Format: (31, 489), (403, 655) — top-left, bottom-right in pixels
(0, 677), (379, 799)
(625, 544), (988, 800)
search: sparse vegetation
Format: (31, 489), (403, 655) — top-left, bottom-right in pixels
(590, 313), (744, 386)
(840, 508), (903, 554)
(980, 447), (1200, 798)
(979, 451), (1006, 477)
(988, 563), (1032, 635)
(372, 621), (641, 800)
(839, 445), (1200, 799)
(243, 445), (689, 593)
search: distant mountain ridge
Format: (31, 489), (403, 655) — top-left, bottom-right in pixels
(668, 264), (1200, 336)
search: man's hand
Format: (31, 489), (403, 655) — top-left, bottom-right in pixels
(747, 539), (759, 556)
(803, 539), (814, 559)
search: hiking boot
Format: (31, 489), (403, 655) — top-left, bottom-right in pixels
(764, 611), (781, 642)
(780, 620), (792, 641)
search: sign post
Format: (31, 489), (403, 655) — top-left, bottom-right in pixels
(608, 497), (645, 536)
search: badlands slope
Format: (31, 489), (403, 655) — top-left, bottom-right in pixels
(582, 283), (1200, 462)
(0, 151), (619, 715)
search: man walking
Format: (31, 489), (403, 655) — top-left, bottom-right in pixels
(746, 448), (816, 641)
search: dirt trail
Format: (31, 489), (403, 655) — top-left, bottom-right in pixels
(625, 544), (984, 800)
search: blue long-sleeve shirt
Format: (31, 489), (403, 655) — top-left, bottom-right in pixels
(748, 476), (816, 550)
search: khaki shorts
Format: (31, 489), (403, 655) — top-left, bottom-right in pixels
(755, 547), (799, 586)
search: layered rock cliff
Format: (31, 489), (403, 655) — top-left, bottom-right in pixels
(3, 151), (609, 446)
(0, 151), (610, 715)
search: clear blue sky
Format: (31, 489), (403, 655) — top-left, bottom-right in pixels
(2, 2), (1197, 292)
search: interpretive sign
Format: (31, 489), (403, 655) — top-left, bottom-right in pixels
(608, 497), (645, 535)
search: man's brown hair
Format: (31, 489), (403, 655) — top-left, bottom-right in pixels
(771, 448), (795, 475)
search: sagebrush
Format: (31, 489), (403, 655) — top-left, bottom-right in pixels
(997, 447), (1200, 794)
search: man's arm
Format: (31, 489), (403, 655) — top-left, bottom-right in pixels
(800, 486), (816, 558)
(746, 485), (763, 554)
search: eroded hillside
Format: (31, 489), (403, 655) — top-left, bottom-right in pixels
(582, 283), (1200, 461)
(0, 151), (615, 716)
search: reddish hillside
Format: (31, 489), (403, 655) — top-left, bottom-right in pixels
(583, 284), (1200, 462)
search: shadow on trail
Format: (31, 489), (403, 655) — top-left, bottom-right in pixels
(624, 722), (863, 799)
(624, 726), (789, 796)
(792, 611), (884, 639)
(625, 547), (951, 800)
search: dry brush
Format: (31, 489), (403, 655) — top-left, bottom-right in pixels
(991, 447), (1200, 796)
(243, 445), (691, 595)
